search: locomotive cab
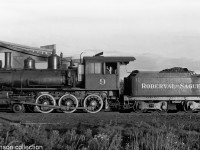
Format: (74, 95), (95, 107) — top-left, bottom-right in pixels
(83, 56), (135, 91)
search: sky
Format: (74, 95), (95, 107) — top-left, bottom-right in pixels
(1, 0), (200, 74)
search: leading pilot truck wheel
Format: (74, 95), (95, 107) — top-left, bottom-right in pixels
(35, 94), (56, 113)
(84, 94), (103, 113)
(12, 103), (25, 113)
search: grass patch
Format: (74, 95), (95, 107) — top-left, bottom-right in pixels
(0, 114), (200, 150)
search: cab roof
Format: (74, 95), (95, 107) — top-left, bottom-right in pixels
(83, 56), (135, 64)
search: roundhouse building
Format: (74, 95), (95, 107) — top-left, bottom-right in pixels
(0, 40), (54, 69)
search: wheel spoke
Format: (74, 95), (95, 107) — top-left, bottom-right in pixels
(58, 94), (78, 113)
(84, 94), (103, 113)
(35, 94), (56, 113)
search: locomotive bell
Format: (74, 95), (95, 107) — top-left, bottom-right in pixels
(24, 57), (35, 69)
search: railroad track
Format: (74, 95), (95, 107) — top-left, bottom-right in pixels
(0, 112), (199, 127)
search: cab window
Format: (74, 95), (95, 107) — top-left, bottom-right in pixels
(105, 62), (117, 74)
(88, 63), (102, 74)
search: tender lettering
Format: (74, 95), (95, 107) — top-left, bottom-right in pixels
(141, 83), (200, 89)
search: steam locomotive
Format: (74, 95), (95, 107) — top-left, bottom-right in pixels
(0, 50), (200, 113)
(0, 50), (135, 113)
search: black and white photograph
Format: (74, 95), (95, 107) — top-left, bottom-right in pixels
(0, 0), (200, 149)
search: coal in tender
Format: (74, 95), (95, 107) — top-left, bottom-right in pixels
(160, 67), (193, 73)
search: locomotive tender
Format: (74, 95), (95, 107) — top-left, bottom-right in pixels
(124, 70), (200, 112)
(0, 50), (200, 113)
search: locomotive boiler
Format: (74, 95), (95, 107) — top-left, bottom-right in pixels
(0, 52), (79, 89)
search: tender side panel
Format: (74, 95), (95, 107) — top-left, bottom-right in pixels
(127, 72), (200, 96)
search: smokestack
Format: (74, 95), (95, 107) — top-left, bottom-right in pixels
(4, 52), (11, 69)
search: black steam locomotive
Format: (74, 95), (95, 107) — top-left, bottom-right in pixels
(0, 51), (135, 113)
(1, 50), (200, 113)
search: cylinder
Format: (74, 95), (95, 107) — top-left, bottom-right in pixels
(4, 52), (11, 69)
(24, 57), (35, 69)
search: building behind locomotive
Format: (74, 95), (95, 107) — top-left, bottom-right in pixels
(124, 70), (200, 112)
